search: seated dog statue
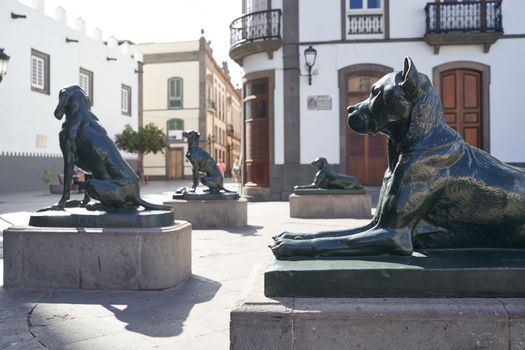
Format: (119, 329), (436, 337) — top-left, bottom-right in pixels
(271, 57), (525, 259)
(295, 157), (362, 190)
(180, 130), (233, 194)
(39, 85), (171, 212)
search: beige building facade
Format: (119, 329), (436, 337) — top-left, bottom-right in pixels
(136, 38), (242, 179)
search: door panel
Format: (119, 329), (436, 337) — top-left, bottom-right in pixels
(441, 73), (456, 109)
(244, 78), (269, 187)
(167, 148), (183, 180)
(441, 69), (482, 149)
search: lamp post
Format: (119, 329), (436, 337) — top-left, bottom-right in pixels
(0, 48), (10, 83)
(304, 45), (317, 86)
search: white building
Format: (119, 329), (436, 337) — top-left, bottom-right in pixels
(229, 0), (525, 200)
(0, 0), (141, 192)
(135, 38), (242, 180)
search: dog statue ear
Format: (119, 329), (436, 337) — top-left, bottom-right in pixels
(400, 57), (421, 100)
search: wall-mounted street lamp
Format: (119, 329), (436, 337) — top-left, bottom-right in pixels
(66, 37), (79, 43)
(304, 45), (317, 86)
(0, 48), (11, 83)
(106, 56), (117, 61)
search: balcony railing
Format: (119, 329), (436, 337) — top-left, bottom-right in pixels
(230, 9), (282, 49)
(347, 13), (383, 35)
(425, 1), (502, 34)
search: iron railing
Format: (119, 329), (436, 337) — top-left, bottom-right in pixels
(425, 1), (502, 34)
(230, 9), (282, 48)
(347, 13), (383, 35)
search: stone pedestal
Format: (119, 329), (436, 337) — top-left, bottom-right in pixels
(289, 191), (371, 218)
(164, 198), (247, 229)
(230, 264), (525, 350)
(242, 183), (273, 202)
(3, 221), (191, 290)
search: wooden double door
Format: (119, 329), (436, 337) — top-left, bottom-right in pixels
(440, 68), (483, 149)
(244, 78), (269, 187)
(167, 148), (184, 180)
(345, 67), (483, 185)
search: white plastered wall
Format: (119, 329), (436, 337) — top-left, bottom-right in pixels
(0, 0), (139, 160)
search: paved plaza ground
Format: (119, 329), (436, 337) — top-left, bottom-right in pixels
(0, 180), (378, 349)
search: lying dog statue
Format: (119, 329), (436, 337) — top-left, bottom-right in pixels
(271, 57), (525, 258)
(39, 85), (171, 212)
(180, 130), (233, 194)
(295, 157), (362, 190)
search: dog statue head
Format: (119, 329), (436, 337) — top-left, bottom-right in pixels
(310, 157), (328, 170)
(347, 57), (433, 137)
(54, 85), (92, 120)
(183, 130), (201, 147)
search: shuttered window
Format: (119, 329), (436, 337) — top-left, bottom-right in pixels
(31, 49), (50, 94)
(79, 68), (94, 105)
(168, 77), (183, 109)
(121, 84), (131, 116)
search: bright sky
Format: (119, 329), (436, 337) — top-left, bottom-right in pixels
(27, 0), (244, 86)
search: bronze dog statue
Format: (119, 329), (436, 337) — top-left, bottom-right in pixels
(295, 157), (362, 190)
(40, 85), (171, 212)
(272, 57), (525, 259)
(182, 130), (232, 193)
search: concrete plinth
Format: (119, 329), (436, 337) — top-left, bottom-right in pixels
(230, 265), (525, 350)
(289, 192), (371, 218)
(242, 184), (273, 202)
(265, 250), (525, 298)
(164, 198), (247, 229)
(3, 221), (191, 290)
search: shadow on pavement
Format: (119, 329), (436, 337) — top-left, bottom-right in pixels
(225, 225), (264, 236)
(2, 275), (221, 347)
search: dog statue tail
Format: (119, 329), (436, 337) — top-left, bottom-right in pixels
(220, 185), (236, 193)
(135, 197), (173, 211)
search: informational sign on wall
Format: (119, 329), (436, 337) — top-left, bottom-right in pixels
(307, 95), (332, 110)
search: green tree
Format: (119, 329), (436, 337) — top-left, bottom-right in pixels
(115, 123), (167, 177)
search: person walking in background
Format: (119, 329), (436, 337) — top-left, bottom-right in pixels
(232, 158), (240, 182)
(72, 166), (85, 193)
(217, 159), (226, 177)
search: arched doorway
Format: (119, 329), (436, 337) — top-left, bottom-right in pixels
(339, 64), (393, 185)
(433, 62), (490, 151)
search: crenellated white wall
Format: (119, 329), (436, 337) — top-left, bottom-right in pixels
(0, 0), (140, 160)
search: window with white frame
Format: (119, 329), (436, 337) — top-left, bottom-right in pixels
(349, 0), (381, 10)
(121, 84), (131, 116)
(79, 68), (94, 105)
(346, 0), (384, 36)
(168, 77), (183, 109)
(31, 49), (50, 94)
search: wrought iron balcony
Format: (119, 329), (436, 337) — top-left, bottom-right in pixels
(424, 1), (503, 54)
(347, 13), (383, 35)
(229, 9), (282, 65)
